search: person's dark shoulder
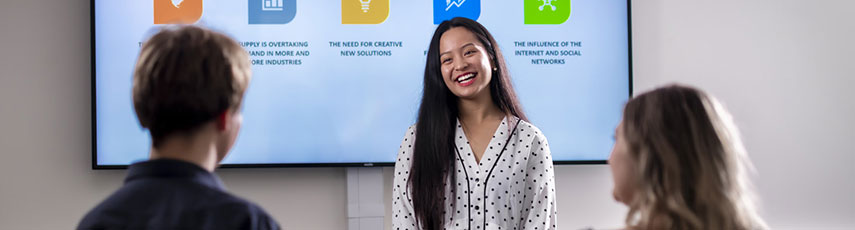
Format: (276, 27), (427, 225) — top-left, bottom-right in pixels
(197, 192), (281, 230)
(77, 203), (126, 230)
(77, 180), (280, 230)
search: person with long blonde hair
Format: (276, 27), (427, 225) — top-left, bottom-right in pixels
(608, 85), (766, 229)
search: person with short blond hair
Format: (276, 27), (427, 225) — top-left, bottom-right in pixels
(132, 25), (251, 149)
(78, 26), (280, 230)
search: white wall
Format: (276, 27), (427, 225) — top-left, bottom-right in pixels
(0, 0), (852, 229)
(630, 1), (855, 229)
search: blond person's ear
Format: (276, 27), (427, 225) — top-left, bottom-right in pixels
(215, 111), (230, 131)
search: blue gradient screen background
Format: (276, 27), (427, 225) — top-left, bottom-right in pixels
(94, 0), (629, 166)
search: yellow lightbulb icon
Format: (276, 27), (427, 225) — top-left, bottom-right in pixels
(360, 0), (371, 12)
(342, 0), (388, 24)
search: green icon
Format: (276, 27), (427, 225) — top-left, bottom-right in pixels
(525, 0), (570, 25)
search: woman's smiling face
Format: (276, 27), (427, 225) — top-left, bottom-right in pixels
(438, 27), (494, 100)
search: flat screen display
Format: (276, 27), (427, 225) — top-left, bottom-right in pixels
(93, 0), (631, 167)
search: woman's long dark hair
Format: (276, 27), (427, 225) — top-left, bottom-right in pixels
(409, 17), (527, 229)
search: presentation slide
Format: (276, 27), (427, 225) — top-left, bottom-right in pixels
(94, 0), (630, 166)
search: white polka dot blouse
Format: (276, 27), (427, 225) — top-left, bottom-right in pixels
(393, 116), (558, 230)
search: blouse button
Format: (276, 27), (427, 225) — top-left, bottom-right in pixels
(474, 205), (480, 210)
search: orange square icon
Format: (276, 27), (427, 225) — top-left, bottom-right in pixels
(154, 0), (203, 24)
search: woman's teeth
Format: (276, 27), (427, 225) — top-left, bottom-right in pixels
(457, 73), (475, 83)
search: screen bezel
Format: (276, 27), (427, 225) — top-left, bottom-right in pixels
(90, 0), (633, 169)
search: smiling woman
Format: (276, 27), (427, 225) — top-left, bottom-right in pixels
(438, 27), (496, 98)
(392, 17), (558, 230)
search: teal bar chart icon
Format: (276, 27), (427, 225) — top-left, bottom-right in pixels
(249, 0), (296, 24)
